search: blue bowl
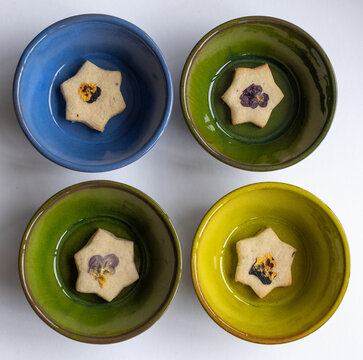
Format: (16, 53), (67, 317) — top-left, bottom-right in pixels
(14, 15), (173, 172)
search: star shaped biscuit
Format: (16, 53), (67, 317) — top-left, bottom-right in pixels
(221, 64), (284, 128)
(235, 228), (296, 298)
(74, 229), (139, 302)
(60, 61), (126, 132)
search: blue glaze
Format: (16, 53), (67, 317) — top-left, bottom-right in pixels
(14, 15), (173, 172)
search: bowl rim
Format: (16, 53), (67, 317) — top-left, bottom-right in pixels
(191, 182), (350, 344)
(180, 16), (337, 171)
(19, 180), (182, 343)
(13, 14), (174, 172)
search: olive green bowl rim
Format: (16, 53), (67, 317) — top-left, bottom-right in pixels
(19, 180), (182, 344)
(191, 182), (350, 344)
(180, 16), (337, 171)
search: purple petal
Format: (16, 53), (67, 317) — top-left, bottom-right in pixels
(103, 254), (119, 273)
(259, 93), (269, 107)
(240, 95), (250, 107)
(250, 100), (258, 109)
(254, 85), (262, 94)
(88, 255), (103, 272)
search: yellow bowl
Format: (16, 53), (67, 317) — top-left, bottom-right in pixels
(191, 182), (350, 344)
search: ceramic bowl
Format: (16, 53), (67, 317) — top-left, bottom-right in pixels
(181, 17), (336, 170)
(191, 183), (349, 343)
(14, 15), (173, 172)
(19, 181), (181, 343)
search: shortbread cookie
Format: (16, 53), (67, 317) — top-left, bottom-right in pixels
(235, 228), (296, 298)
(61, 61), (126, 132)
(221, 64), (284, 128)
(74, 228), (139, 302)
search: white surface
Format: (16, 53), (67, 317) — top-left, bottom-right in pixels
(0, 0), (362, 358)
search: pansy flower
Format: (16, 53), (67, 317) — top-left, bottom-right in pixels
(88, 254), (119, 288)
(249, 253), (277, 285)
(240, 83), (269, 109)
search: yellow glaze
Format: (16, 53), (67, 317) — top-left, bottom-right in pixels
(191, 182), (350, 344)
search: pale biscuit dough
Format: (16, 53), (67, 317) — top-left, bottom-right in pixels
(235, 228), (296, 298)
(61, 61), (126, 132)
(74, 228), (139, 302)
(221, 64), (284, 128)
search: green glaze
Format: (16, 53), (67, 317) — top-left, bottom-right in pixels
(19, 181), (181, 343)
(191, 183), (350, 344)
(181, 17), (336, 170)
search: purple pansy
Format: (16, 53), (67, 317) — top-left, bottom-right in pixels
(88, 254), (119, 276)
(240, 84), (269, 109)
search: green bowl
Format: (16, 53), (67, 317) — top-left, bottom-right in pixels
(191, 183), (349, 344)
(181, 17), (336, 170)
(19, 181), (181, 343)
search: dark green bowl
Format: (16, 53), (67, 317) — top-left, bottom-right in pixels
(180, 16), (336, 170)
(19, 181), (181, 343)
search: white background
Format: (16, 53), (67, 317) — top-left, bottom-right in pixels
(0, 0), (362, 358)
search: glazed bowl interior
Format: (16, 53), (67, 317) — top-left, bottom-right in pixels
(181, 17), (336, 170)
(14, 15), (172, 171)
(192, 183), (349, 343)
(19, 181), (181, 343)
